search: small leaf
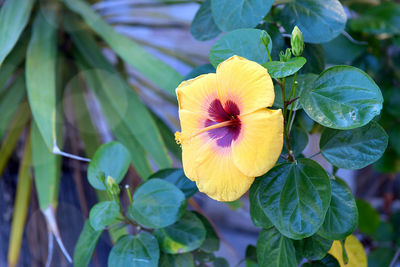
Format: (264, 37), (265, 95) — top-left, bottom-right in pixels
(281, 0), (346, 43)
(301, 66), (383, 130)
(213, 258), (229, 267)
(154, 211), (206, 254)
(108, 233), (160, 267)
(256, 227), (297, 267)
(190, 0), (220, 41)
(329, 235), (367, 267)
(89, 201), (120, 231)
(318, 179), (358, 240)
(74, 221), (103, 267)
(294, 234), (333, 261)
(159, 253), (195, 267)
(302, 254), (340, 267)
(258, 159), (331, 239)
(211, 0), (274, 31)
(320, 121), (388, 169)
(149, 169), (197, 198)
(129, 179), (186, 229)
(194, 212), (220, 253)
(262, 57), (306, 79)
(87, 142), (130, 190)
(209, 29), (271, 68)
(356, 199), (380, 235)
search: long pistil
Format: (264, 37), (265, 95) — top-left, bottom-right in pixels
(175, 120), (233, 145)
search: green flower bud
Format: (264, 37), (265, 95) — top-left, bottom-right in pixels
(291, 26), (304, 57)
(260, 30), (271, 49)
(106, 176), (120, 196)
(279, 48), (292, 62)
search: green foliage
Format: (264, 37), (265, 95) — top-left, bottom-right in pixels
(148, 169), (197, 198)
(262, 57), (307, 79)
(356, 199), (380, 235)
(294, 234), (332, 261)
(89, 201), (120, 231)
(190, 0), (220, 41)
(73, 221), (103, 267)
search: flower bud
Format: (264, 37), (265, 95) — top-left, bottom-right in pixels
(260, 30), (270, 49)
(291, 26), (304, 57)
(106, 176), (120, 196)
(279, 48), (292, 62)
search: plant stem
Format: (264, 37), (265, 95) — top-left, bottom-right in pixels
(287, 72), (298, 134)
(279, 77), (295, 162)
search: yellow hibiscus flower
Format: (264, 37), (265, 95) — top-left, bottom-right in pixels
(175, 55), (284, 201)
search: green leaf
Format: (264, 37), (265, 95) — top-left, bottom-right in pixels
(303, 254), (340, 267)
(294, 234), (332, 261)
(281, 0), (346, 43)
(300, 44), (325, 74)
(74, 220), (103, 267)
(209, 29), (271, 68)
(193, 251), (215, 263)
(349, 2), (400, 34)
(0, 0), (34, 65)
(194, 212), (220, 253)
(262, 57), (306, 79)
(318, 179), (358, 240)
(289, 124), (309, 156)
(249, 179), (273, 229)
(154, 211), (206, 254)
(87, 142), (130, 190)
(211, 0), (274, 32)
(257, 23), (285, 60)
(322, 34), (367, 65)
(368, 247), (395, 267)
(256, 227), (297, 267)
(190, 0), (220, 41)
(274, 73), (317, 111)
(159, 253), (195, 267)
(300, 66), (383, 130)
(129, 179), (186, 229)
(149, 169), (197, 198)
(258, 159), (331, 239)
(213, 257), (229, 267)
(62, 0), (182, 96)
(389, 124), (400, 155)
(320, 121), (388, 169)
(373, 148), (400, 174)
(0, 39), (27, 90)
(26, 8), (58, 150)
(356, 199), (380, 235)
(184, 64), (215, 80)
(370, 222), (394, 242)
(89, 201), (120, 231)
(108, 233), (160, 267)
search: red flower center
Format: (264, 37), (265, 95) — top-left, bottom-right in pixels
(205, 99), (241, 147)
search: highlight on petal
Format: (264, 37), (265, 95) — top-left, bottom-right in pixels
(232, 109), (284, 177)
(216, 55), (275, 115)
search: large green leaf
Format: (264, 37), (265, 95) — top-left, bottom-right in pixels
(148, 169), (197, 198)
(300, 44), (325, 74)
(62, 0), (182, 96)
(26, 8), (58, 150)
(300, 66), (383, 130)
(108, 233), (160, 267)
(159, 253), (195, 267)
(318, 179), (358, 240)
(154, 212), (206, 254)
(256, 227), (297, 267)
(249, 178), (273, 229)
(73, 221), (103, 267)
(294, 234), (332, 261)
(258, 159), (331, 239)
(322, 34), (367, 65)
(87, 141), (131, 190)
(0, 40), (27, 90)
(0, 0), (34, 65)
(281, 0), (346, 43)
(191, 0), (220, 41)
(320, 121), (388, 169)
(209, 29), (271, 68)
(129, 179), (186, 229)
(356, 199), (380, 235)
(262, 57), (306, 79)
(211, 0), (274, 32)
(368, 247), (396, 267)
(194, 212), (220, 253)
(89, 201), (120, 231)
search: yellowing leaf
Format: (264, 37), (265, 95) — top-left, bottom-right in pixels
(329, 235), (367, 267)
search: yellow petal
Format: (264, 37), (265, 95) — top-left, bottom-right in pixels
(176, 73), (217, 114)
(216, 55), (275, 115)
(329, 235), (367, 267)
(232, 109), (283, 177)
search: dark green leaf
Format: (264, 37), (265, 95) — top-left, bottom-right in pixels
(89, 201), (120, 231)
(322, 34), (367, 65)
(289, 124), (309, 156)
(368, 247), (395, 267)
(214, 257), (229, 267)
(184, 64), (215, 80)
(191, 0), (220, 41)
(258, 159), (331, 239)
(211, 0), (274, 31)
(320, 121), (388, 169)
(63, 0), (182, 96)
(149, 169), (197, 198)
(74, 221), (103, 267)
(262, 57), (306, 79)
(130, 179), (186, 229)
(294, 234), (332, 260)
(370, 222), (394, 242)
(249, 179), (273, 229)
(303, 254), (340, 267)
(209, 29), (271, 68)
(0, 0), (34, 65)
(356, 199), (380, 235)
(281, 0), (346, 43)
(194, 212), (220, 253)
(87, 142), (130, 190)
(0, 39), (27, 90)
(26, 8), (58, 150)
(373, 148), (400, 174)
(256, 227), (297, 267)
(318, 179), (358, 240)
(108, 233), (160, 267)
(154, 211), (206, 254)
(301, 66), (383, 130)
(159, 253), (195, 267)
(193, 251), (215, 263)
(389, 124), (400, 156)
(300, 44), (325, 74)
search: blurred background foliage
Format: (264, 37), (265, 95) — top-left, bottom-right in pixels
(0, 0), (399, 266)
